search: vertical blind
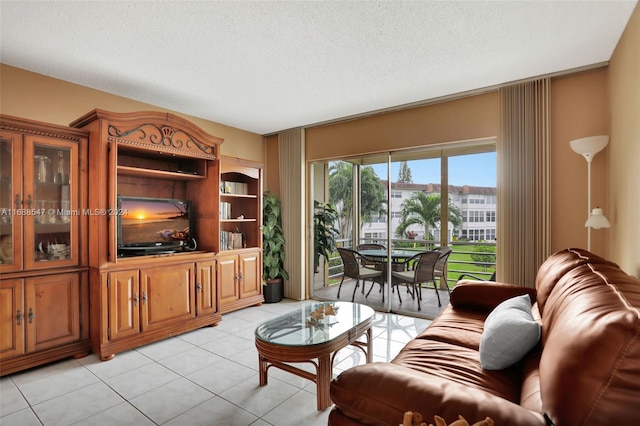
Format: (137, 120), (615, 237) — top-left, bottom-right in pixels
(498, 79), (551, 288)
(278, 129), (305, 300)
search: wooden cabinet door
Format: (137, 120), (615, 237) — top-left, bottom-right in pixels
(0, 279), (25, 360)
(23, 135), (81, 271)
(0, 131), (23, 273)
(140, 263), (195, 332)
(239, 251), (261, 299)
(25, 273), (80, 353)
(107, 270), (140, 341)
(217, 254), (239, 307)
(196, 260), (217, 316)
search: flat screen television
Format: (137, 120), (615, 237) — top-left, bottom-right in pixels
(117, 196), (194, 256)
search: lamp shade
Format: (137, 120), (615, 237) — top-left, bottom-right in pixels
(570, 135), (609, 160)
(585, 207), (611, 229)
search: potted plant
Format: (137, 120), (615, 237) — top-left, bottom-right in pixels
(313, 200), (339, 273)
(262, 191), (288, 303)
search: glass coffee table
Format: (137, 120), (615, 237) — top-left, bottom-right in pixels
(255, 301), (375, 410)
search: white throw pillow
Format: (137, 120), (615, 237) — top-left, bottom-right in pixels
(479, 294), (541, 370)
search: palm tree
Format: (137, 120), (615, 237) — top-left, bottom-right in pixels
(395, 192), (462, 240)
(329, 161), (386, 237)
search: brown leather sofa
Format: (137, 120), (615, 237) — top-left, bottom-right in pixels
(329, 248), (640, 425)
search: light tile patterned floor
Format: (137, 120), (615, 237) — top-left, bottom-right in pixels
(0, 299), (432, 426)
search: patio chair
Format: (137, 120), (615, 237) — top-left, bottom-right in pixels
(337, 248), (384, 302)
(356, 243), (386, 296)
(356, 243), (386, 251)
(432, 246), (453, 297)
(390, 251), (441, 310)
(356, 243), (386, 268)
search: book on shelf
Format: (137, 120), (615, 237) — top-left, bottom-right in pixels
(219, 231), (244, 250)
(220, 181), (249, 195)
(220, 201), (232, 220)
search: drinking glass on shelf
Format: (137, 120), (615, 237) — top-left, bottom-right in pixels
(53, 150), (67, 184)
(60, 200), (71, 223)
(35, 200), (47, 224)
(47, 200), (58, 224)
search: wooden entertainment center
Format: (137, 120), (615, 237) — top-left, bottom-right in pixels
(0, 110), (264, 373)
(72, 109), (264, 361)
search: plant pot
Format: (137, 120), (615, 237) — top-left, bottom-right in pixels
(263, 278), (284, 303)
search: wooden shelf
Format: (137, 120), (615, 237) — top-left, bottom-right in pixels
(220, 193), (257, 199)
(220, 218), (257, 223)
(117, 165), (206, 180)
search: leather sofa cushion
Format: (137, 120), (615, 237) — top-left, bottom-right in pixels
(415, 306), (485, 350)
(330, 361), (546, 426)
(392, 338), (522, 402)
(536, 248), (640, 425)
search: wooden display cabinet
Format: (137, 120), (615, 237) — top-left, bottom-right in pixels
(217, 156), (263, 313)
(0, 115), (90, 376)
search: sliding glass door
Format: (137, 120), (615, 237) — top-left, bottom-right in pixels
(310, 156), (392, 313)
(309, 138), (496, 319)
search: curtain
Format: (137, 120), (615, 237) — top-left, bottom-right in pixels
(278, 129), (305, 299)
(498, 79), (551, 288)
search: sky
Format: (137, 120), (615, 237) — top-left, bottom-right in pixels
(370, 152), (496, 187)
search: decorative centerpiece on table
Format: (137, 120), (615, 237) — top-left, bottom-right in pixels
(307, 303), (340, 327)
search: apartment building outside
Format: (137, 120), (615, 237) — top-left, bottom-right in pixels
(361, 181), (497, 243)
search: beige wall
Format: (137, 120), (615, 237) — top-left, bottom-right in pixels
(306, 92), (499, 160)
(608, 4), (640, 277)
(550, 69), (610, 257)
(0, 64), (264, 162)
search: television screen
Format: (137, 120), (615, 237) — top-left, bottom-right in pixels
(117, 196), (192, 254)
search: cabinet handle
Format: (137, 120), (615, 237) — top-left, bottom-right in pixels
(28, 308), (34, 323)
(16, 309), (23, 325)
(26, 194), (33, 208)
(142, 292), (147, 304)
(15, 194), (22, 207)
(238, 273), (244, 280)
(196, 282), (202, 291)
(133, 293), (139, 305)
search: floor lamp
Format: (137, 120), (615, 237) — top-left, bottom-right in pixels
(569, 135), (611, 251)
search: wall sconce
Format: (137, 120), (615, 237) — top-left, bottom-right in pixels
(569, 135), (610, 251)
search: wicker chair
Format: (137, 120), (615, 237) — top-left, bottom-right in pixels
(390, 251), (441, 310)
(337, 248), (384, 302)
(432, 246), (453, 297)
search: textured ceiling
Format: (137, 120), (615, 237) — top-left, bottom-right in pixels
(1, 1), (637, 135)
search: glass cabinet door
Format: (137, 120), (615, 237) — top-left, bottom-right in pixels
(23, 135), (79, 270)
(0, 132), (23, 272)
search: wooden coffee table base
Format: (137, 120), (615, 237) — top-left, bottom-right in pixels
(256, 326), (372, 410)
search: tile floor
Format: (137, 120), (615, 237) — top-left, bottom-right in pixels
(1, 299), (432, 426)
